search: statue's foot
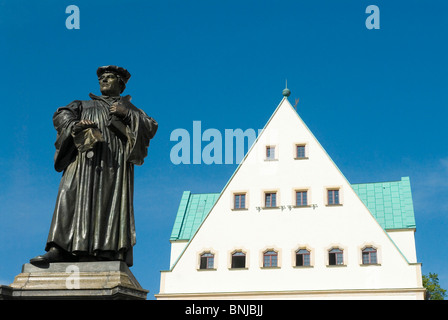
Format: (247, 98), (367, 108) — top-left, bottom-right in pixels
(30, 246), (74, 265)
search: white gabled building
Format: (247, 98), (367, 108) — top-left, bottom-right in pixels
(156, 91), (425, 300)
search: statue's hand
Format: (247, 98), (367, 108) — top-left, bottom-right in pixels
(110, 102), (128, 118)
(73, 119), (98, 134)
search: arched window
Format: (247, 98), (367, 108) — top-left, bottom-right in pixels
(199, 252), (214, 269)
(328, 248), (344, 265)
(231, 251), (246, 269)
(362, 247), (378, 265)
(296, 249), (310, 266)
(263, 250), (278, 267)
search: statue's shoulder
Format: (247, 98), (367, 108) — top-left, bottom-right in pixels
(55, 99), (83, 112)
(121, 95), (140, 112)
(71, 95), (100, 109)
(64, 96), (94, 107)
(71, 99), (97, 111)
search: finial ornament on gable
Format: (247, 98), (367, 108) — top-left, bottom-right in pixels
(282, 79), (291, 97)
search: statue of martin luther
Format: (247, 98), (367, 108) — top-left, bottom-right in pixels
(30, 65), (158, 266)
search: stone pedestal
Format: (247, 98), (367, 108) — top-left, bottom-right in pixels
(3, 261), (148, 300)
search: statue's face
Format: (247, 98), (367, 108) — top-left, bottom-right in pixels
(99, 72), (121, 96)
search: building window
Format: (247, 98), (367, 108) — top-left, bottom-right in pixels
(328, 248), (344, 265)
(295, 191), (308, 206)
(199, 252), (214, 269)
(266, 146), (275, 160)
(362, 247), (378, 265)
(234, 193), (246, 209)
(231, 251), (246, 268)
(263, 250), (278, 267)
(296, 249), (311, 266)
(296, 145), (306, 158)
(265, 192), (277, 207)
(327, 189), (340, 205)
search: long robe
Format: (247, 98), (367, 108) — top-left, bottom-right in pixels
(46, 93), (158, 266)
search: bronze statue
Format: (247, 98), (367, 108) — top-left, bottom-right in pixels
(30, 66), (158, 266)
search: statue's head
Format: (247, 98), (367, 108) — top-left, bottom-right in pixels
(97, 65), (131, 96)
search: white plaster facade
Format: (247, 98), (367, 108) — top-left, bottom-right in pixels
(157, 97), (424, 300)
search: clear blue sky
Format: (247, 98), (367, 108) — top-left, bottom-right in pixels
(1, 0), (447, 299)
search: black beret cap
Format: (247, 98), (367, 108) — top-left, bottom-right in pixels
(97, 65), (131, 84)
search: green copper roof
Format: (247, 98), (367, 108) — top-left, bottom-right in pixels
(170, 192), (220, 241)
(170, 177), (416, 241)
(351, 177), (416, 230)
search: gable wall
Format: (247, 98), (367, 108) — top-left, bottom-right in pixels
(159, 98), (423, 298)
